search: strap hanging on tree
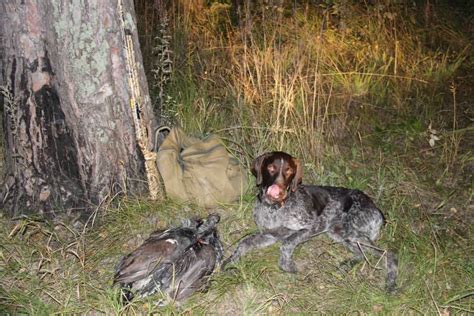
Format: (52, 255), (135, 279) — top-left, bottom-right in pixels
(117, 0), (162, 200)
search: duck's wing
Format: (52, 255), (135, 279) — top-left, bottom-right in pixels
(114, 226), (200, 284)
(170, 244), (218, 302)
(114, 236), (178, 285)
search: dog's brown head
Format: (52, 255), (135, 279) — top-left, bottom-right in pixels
(251, 151), (303, 205)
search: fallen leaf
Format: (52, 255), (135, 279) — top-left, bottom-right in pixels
(372, 304), (383, 313)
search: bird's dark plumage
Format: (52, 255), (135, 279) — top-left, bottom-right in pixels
(113, 213), (223, 304)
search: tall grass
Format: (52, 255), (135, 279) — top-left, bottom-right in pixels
(149, 0), (472, 313)
(156, 0), (470, 173)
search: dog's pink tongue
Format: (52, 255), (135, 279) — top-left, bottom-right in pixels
(266, 184), (281, 199)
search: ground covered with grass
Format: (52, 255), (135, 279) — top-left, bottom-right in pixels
(1, 0), (473, 314)
(0, 153), (471, 314)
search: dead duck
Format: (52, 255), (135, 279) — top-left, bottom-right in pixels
(113, 213), (223, 305)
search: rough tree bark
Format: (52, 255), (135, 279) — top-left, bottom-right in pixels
(0, 1), (158, 218)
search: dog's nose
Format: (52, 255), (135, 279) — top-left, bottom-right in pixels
(267, 184), (281, 199)
(267, 184), (284, 199)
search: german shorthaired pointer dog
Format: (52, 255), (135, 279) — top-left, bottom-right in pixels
(223, 151), (397, 293)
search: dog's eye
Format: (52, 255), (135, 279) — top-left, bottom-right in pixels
(284, 167), (294, 177)
(267, 164), (277, 175)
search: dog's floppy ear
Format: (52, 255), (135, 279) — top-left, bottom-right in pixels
(291, 158), (303, 191)
(251, 153), (271, 186)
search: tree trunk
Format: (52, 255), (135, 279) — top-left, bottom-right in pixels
(0, 1), (158, 218)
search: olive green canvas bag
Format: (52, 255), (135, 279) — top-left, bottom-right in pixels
(156, 127), (247, 207)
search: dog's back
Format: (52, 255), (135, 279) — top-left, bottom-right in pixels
(303, 185), (385, 242)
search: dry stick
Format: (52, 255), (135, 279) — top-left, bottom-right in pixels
(441, 305), (474, 314)
(171, 263), (179, 304)
(76, 284), (81, 306)
(356, 241), (385, 270)
(431, 240), (438, 287)
(44, 290), (62, 305)
(323, 80), (333, 139)
(444, 290), (474, 304)
(374, 250), (387, 270)
(318, 72), (429, 84)
(448, 80), (460, 169)
(56, 221), (78, 238)
(66, 248), (83, 268)
(81, 193), (110, 234)
(425, 279), (442, 315)
(265, 274), (286, 309)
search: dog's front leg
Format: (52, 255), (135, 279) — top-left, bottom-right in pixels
(279, 229), (313, 273)
(223, 228), (295, 269)
(222, 232), (279, 268)
(279, 219), (328, 273)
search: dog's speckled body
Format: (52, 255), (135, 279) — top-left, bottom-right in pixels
(224, 152), (397, 293)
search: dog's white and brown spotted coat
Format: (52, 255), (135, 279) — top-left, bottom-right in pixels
(224, 151), (397, 293)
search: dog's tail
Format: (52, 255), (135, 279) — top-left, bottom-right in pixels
(385, 250), (398, 294)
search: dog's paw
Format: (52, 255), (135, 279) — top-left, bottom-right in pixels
(221, 257), (233, 270)
(385, 282), (398, 295)
(279, 258), (297, 273)
(222, 255), (242, 271)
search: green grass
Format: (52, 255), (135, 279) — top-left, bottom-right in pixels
(0, 151), (472, 313)
(1, 0), (473, 314)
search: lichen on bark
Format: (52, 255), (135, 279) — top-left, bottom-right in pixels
(1, 0), (156, 218)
